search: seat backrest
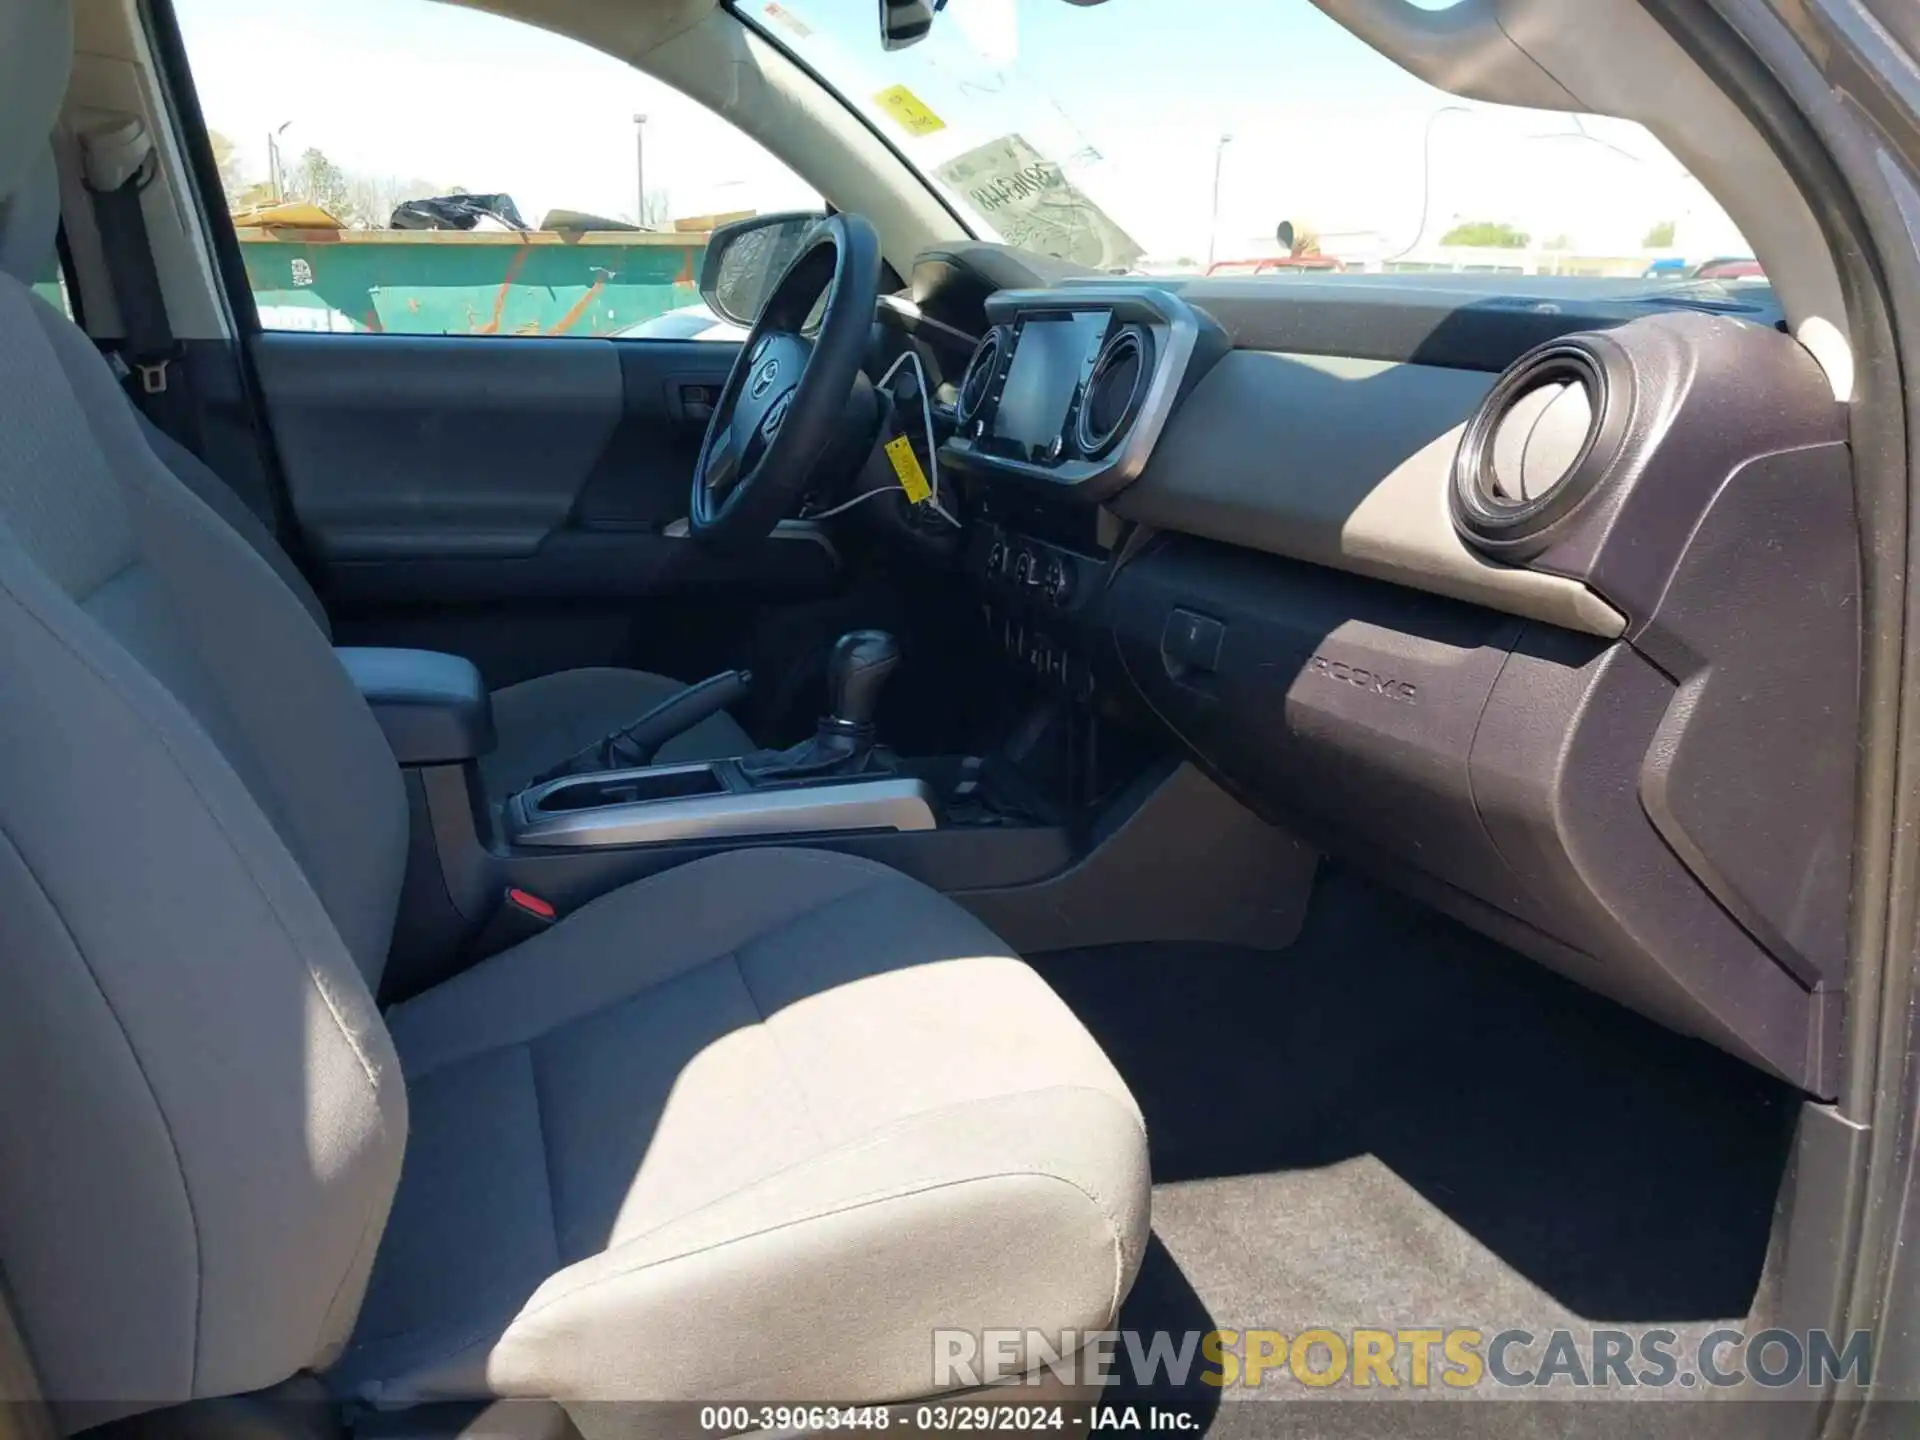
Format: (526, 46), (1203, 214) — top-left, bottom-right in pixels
(134, 409), (333, 636)
(0, 1), (409, 1422)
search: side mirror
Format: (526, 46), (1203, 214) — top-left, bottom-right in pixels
(698, 211), (828, 326)
(879, 0), (935, 50)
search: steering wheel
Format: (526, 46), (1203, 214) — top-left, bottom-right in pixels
(689, 213), (884, 549)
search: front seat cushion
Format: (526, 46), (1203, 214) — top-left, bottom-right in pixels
(484, 666), (754, 800)
(333, 848), (1149, 1407)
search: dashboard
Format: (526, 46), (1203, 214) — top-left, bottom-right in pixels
(898, 246), (1857, 1102)
(945, 286), (1221, 499)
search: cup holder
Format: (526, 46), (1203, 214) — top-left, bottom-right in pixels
(532, 764), (725, 814)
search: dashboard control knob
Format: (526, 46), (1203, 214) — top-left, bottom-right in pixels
(1013, 549), (1034, 586)
(1044, 555), (1070, 605)
(986, 539), (1006, 577)
(972, 419), (986, 440)
(1047, 434), (1066, 461)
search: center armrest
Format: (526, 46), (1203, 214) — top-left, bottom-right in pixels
(336, 647), (496, 766)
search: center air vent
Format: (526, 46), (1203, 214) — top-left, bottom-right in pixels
(956, 325), (1011, 428)
(1075, 324), (1153, 457)
(1453, 338), (1629, 559)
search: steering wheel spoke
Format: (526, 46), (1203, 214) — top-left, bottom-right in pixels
(687, 215), (882, 551)
(701, 420), (744, 501)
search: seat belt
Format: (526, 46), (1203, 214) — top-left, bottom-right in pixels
(79, 116), (203, 452)
(0, 1265), (56, 1440)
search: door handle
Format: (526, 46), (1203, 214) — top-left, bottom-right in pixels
(665, 374), (728, 424)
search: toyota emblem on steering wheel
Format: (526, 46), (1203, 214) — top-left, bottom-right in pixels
(749, 358), (781, 400)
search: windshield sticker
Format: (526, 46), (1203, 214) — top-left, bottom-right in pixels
(760, 3), (813, 39)
(874, 84), (947, 138)
(934, 135), (1143, 272)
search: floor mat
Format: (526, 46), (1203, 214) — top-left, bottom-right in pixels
(1031, 867), (1800, 1438)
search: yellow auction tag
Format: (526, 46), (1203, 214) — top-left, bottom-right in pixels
(884, 433), (934, 504)
(874, 84), (947, 137)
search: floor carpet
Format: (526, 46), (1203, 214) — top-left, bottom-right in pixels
(1031, 867), (1802, 1438)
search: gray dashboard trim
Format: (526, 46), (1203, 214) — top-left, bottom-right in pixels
(1111, 350), (1628, 638)
(945, 284), (1204, 500)
(510, 771), (938, 849)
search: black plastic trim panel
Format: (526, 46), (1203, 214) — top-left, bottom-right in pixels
(1110, 439), (1858, 1099)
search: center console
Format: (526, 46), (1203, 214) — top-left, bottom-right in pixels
(509, 761), (937, 849)
(944, 286), (1224, 704)
(359, 288), (1291, 1005)
(945, 284), (1224, 501)
(507, 628), (938, 847)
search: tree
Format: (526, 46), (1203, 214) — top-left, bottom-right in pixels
(284, 147), (358, 223)
(207, 130), (250, 211)
(1543, 234), (1575, 251)
(344, 173), (446, 230)
(232, 181), (278, 212)
(623, 188), (671, 229)
(1643, 218), (1678, 247)
(1439, 220), (1531, 248)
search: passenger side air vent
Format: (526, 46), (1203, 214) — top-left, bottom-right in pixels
(1452, 338), (1630, 559)
(1075, 324), (1153, 457)
(956, 325), (1011, 429)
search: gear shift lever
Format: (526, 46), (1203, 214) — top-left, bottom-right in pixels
(740, 629), (901, 781)
(826, 630), (901, 734)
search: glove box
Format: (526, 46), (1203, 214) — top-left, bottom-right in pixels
(1108, 535), (1531, 912)
(1106, 533), (1842, 1094)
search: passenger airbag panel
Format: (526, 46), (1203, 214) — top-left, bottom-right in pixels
(1110, 534), (1845, 1096)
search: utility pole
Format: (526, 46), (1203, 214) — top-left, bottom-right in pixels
(269, 120), (293, 202)
(633, 113), (649, 229)
(1206, 133), (1233, 271)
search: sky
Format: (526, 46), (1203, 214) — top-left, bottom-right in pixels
(173, 0), (1748, 261)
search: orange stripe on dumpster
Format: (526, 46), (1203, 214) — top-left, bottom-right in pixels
(474, 245), (532, 334)
(546, 277), (608, 336)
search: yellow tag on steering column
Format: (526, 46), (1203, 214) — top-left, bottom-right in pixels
(883, 434), (933, 505)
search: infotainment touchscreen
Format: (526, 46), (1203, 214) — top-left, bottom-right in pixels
(990, 310), (1112, 459)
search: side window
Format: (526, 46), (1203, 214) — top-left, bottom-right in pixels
(171, 0), (823, 339)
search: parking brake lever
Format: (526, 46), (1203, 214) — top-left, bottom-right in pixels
(535, 668), (752, 784)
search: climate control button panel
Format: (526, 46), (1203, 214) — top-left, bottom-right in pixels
(983, 531), (1080, 610)
(975, 524), (1107, 696)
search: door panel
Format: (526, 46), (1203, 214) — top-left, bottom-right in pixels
(254, 331), (843, 695)
(159, 0), (850, 704)
(253, 330), (839, 602)
(253, 332), (732, 561)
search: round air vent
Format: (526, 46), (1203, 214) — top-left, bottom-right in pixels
(1075, 325), (1153, 457)
(1452, 337), (1630, 559)
(956, 325), (1011, 429)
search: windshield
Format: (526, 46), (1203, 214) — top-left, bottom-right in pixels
(738, 0), (1759, 291)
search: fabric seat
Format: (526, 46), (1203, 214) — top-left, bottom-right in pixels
(0, 2), (1150, 1428)
(137, 404), (753, 800)
(335, 847), (1147, 1406)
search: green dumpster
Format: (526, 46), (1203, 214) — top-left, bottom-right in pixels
(235, 226), (710, 337)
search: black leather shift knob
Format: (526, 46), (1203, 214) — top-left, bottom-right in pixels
(828, 630), (901, 728)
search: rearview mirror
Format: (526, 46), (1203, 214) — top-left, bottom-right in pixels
(698, 211), (827, 326)
(880, 0), (935, 50)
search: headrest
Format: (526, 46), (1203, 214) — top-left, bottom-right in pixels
(0, 0), (72, 205)
(0, 148), (59, 284)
